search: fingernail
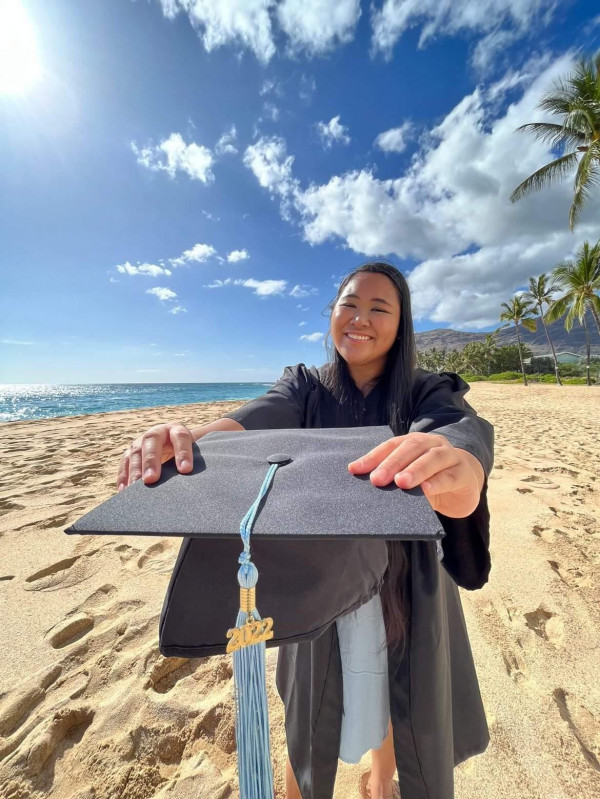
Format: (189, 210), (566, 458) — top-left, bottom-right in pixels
(180, 459), (190, 470)
(144, 468), (154, 480)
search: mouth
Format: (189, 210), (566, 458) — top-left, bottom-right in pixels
(345, 333), (373, 343)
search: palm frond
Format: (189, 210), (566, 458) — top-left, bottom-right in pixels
(570, 148), (600, 229)
(545, 295), (571, 325)
(514, 122), (588, 150)
(510, 151), (579, 203)
(521, 318), (537, 333)
(564, 304), (577, 332)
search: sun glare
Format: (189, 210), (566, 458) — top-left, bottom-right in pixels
(0, 0), (41, 94)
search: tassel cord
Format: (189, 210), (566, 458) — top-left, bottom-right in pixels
(232, 461), (280, 799)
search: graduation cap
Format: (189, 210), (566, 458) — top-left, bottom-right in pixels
(65, 426), (444, 799)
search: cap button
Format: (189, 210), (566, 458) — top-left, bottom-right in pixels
(267, 453), (291, 465)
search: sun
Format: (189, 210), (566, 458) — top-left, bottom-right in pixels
(0, 0), (41, 94)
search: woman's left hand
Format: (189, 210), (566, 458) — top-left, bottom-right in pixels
(347, 432), (485, 519)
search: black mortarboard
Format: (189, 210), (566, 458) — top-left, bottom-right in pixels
(65, 426), (444, 798)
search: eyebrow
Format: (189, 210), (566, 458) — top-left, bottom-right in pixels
(341, 293), (394, 307)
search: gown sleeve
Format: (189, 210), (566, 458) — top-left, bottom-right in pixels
(408, 369), (494, 590)
(220, 363), (313, 431)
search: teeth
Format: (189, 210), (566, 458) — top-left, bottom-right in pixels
(347, 334), (371, 341)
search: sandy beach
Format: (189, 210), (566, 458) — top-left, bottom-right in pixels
(0, 383), (599, 799)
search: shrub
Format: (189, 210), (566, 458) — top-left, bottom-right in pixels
(488, 371), (523, 381)
(459, 373), (488, 382)
(530, 373), (561, 383)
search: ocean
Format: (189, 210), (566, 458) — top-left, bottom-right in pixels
(0, 383), (274, 423)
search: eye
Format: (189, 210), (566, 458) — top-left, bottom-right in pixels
(339, 303), (387, 312)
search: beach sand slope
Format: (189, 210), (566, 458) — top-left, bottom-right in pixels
(0, 385), (598, 798)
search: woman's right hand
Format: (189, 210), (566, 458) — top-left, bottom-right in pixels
(116, 422), (194, 492)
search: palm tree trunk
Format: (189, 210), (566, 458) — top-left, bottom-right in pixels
(538, 301), (562, 385)
(583, 315), (592, 387)
(588, 298), (600, 335)
(515, 321), (528, 386)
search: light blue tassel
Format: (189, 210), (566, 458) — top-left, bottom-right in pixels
(227, 463), (279, 799)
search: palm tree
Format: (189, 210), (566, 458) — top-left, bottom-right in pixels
(482, 332), (498, 376)
(523, 274), (563, 385)
(498, 296), (538, 386)
(546, 240), (600, 385)
(445, 349), (465, 373)
(510, 53), (600, 230)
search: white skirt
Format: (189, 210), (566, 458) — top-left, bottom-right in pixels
(335, 591), (390, 764)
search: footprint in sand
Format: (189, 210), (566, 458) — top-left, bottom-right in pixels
(523, 605), (565, 647)
(79, 583), (118, 611)
(0, 499), (26, 515)
(114, 542), (177, 574)
(0, 665), (62, 738)
(0, 705), (95, 779)
(521, 475), (560, 489)
(535, 465), (579, 478)
(145, 651), (231, 696)
(114, 543), (141, 568)
(548, 560), (592, 589)
(44, 613), (95, 649)
(24, 549), (105, 592)
(553, 688), (600, 772)
(137, 541), (177, 574)
(501, 642), (528, 683)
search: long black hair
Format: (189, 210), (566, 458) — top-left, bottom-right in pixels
(321, 261), (418, 656)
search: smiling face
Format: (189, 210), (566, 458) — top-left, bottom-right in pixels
(330, 271), (401, 388)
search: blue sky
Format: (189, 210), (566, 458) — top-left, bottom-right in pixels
(1, 0), (599, 384)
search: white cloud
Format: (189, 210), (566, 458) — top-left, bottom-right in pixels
(243, 137), (298, 220)
(261, 101), (280, 121)
(234, 278), (287, 296)
(169, 306), (187, 314)
(471, 28), (520, 75)
(116, 261), (172, 277)
(159, 0), (276, 64)
(277, 0), (361, 55)
(132, 133), (214, 183)
(204, 276), (286, 295)
(260, 78), (283, 97)
(146, 287), (177, 302)
(299, 321), (307, 326)
(204, 278), (234, 288)
(300, 332), (324, 342)
(159, 0), (360, 62)
(169, 242), (216, 267)
(215, 124), (238, 155)
(315, 115), (351, 148)
(371, 0), (558, 65)
(374, 121), (415, 153)
(245, 53), (600, 328)
(289, 284), (318, 298)
(299, 73), (316, 102)
(227, 249), (250, 262)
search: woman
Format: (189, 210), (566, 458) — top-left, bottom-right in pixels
(117, 262), (494, 799)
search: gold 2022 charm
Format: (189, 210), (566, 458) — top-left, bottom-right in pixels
(226, 616), (274, 653)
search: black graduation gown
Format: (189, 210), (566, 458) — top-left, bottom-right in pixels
(223, 364), (494, 799)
